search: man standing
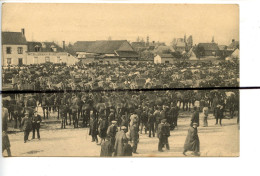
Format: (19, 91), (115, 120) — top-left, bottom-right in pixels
(98, 115), (109, 144)
(154, 107), (161, 133)
(2, 98), (11, 156)
(32, 110), (42, 140)
(183, 122), (200, 156)
(21, 108), (33, 143)
(190, 106), (200, 127)
(148, 108), (155, 137)
(114, 126), (128, 157)
(107, 121), (118, 150)
(215, 105), (224, 126)
(158, 119), (169, 152)
(130, 121), (139, 154)
(89, 114), (99, 144)
(202, 105), (209, 127)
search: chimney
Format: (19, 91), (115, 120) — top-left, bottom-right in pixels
(232, 39), (235, 43)
(62, 41), (65, 50)
(21, 28), (25, 36)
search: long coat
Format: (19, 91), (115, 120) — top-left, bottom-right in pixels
(99, 118), (108, 138)
(190, 110), (200, 127)
(114, 131), (128, 156)
(184, 126), (200, 153)
(89, 117), (98, 136)
(21, 116), (32, 131)
(100, 140), (113, 157)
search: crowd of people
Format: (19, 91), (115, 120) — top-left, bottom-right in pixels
(2, 60), (239, 156)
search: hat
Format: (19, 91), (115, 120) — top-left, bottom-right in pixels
(121, 126), (127, 130)
(161, 119), (167, 123)
(112, 120), (117, 124)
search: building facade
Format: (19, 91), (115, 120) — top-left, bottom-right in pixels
(2, 29), (27, 66)
(27, 42), (77, 65)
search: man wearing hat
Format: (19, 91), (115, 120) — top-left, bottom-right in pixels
(21, 107), (33, 143)
(183, 122), (200, 156)
(107, 120), (118, 149)
(157, 119), (169, 152)
(32, 110), (42, 140)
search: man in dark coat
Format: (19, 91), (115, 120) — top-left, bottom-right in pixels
(32, 111), (42, 140)
(190, 107), (200, 127)
(98, 115), (109, 144)
(89, 114), (99, 144)
(157, 119), (169, 152)
(147, 108), (155, 137)
(215, 105), (224, 126)
(21, 108), (33, 143)
(106, 121), (118, 149)
(130, 121), (139, 154)
(183, 122), (200, 156)
(114, 126), (128, 157)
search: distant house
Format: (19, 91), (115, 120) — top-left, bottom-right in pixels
(197, 42), (219, 57)
(2, 29), (27, 66)
(73, 40), (139, 63)
(227, 39), (239, 51)
(27, 41), (77, 65)
(154, 54), (175, 64)
(175, 39), (186, 53)
(153, 45), (175, 55)
(218, 45), (228, 58)
(131, 41), (146, 52)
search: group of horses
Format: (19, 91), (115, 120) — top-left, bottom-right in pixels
(6, 88), (238, 130)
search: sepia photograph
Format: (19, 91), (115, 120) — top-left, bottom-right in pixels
(1, 3), (239, 157)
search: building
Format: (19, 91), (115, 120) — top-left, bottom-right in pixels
(154, 54), (175, 64)
(27, 41), (77, 65)
(197, 42), (219, 57)
(172, 35), (193, 53)
(73, 40), (139, 63)
(2, 29), (27, 66)
(227, 39), (239, 51)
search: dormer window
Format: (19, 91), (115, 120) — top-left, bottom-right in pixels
(34, 45), (40, 52)
(51, 45), (57, 52)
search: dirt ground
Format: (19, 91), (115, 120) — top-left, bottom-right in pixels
(3, 112), (239, 157)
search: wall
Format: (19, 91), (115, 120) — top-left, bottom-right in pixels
(154, 55), (161, 64)
(27, 52), (77, 65)
(2, 45), (27, 66)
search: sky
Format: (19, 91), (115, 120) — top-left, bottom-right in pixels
(2, 3), (239, 46)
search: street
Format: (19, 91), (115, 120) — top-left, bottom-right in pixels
(3, 113), (239, 157)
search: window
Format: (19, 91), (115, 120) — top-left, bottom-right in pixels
(34, 45), (40, 52)
(165, 61), (170, 64)
(7, 58), (11, 65)
(45, 56), (50, 63)
(17, 47), (23, 54)
(6, 47), (12, 54)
